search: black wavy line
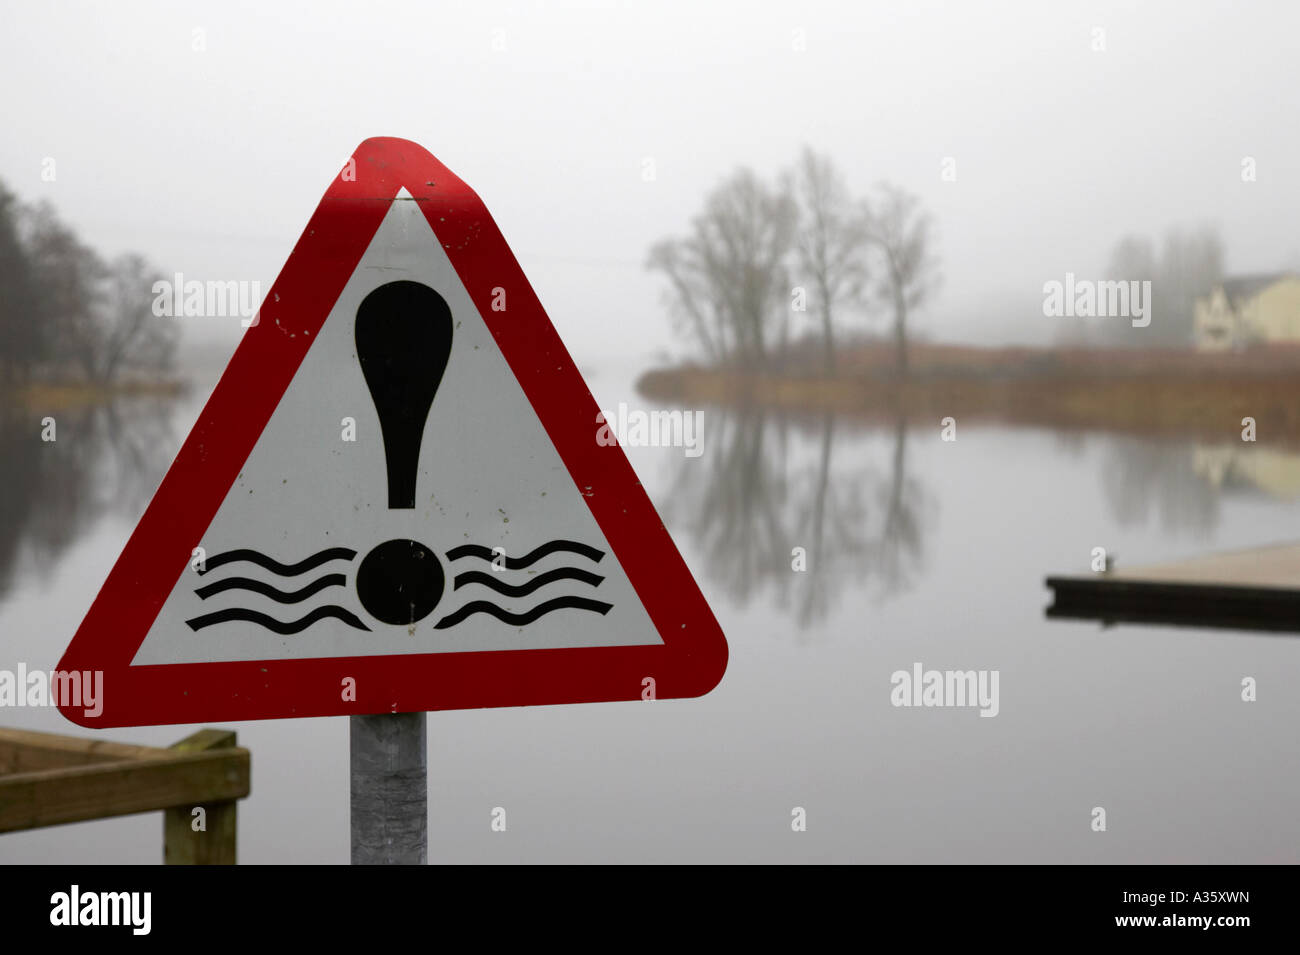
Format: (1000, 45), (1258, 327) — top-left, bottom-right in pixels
(453, 568), (604, 597)
(198, 547), (356, 577)
(445, 540), (605, 569)
(434, 596), (613, 629)
(195, 573), (346, 603)
(185, 606), (371, 634)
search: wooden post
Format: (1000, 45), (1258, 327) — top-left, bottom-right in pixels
(163, 729), (240, 864)
(350, 712), (427, 864)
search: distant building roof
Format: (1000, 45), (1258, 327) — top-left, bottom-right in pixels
(1221, 272), (1298, 306)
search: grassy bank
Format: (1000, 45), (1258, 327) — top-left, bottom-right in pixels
(636, 343), (1300, 446)
(4, 378), (188, 413)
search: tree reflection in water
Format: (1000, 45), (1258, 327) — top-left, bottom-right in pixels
(657, 404), (929, 632)
(1099, 435), (1221, 537)
(0, 397), (176, 599)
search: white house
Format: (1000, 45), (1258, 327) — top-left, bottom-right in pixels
(1194, 273), (1300, 351)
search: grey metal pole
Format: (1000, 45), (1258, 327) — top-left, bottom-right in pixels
(350, 712), (427, 864)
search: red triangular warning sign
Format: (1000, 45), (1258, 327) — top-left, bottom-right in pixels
(57, 137), (727, 727)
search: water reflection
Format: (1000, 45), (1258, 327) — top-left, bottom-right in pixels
(658, 406), (929, 630)
(6, 391), (1300, 634)
(657, 410), (1300, 629)
(1193, 443), (1300, 500)
(0, 397), (177, 599)
(1099, 436), (1222, 537)
(1099, 436), (1300, 537)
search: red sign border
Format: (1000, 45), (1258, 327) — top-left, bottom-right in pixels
(56, 137), (727, 727)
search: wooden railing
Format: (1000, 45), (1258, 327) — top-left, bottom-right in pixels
(0, 726), (250, 863)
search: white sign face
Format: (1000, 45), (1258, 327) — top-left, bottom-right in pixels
(134, 193), (662, 666)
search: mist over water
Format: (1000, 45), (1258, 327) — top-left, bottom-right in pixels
(5, 2), (1300, 365)
(2, 365), (1299, 863)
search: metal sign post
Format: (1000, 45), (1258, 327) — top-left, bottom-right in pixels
(350, 712), (427, 865)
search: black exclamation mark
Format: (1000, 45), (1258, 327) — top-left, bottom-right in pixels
(354, 280), (453, 626)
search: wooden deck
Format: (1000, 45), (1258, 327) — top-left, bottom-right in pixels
(1045, 541), (1300, 634)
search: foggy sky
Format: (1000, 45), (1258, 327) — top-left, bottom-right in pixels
(2, 0), (1297, 368)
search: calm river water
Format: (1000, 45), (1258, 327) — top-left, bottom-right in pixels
(3, 363), (1299, 863)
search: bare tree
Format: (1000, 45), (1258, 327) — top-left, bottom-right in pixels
(784, 148), (870, 374)
(19, 200), (106, 379)
(94, 253), (179, 383)
(1158, 226), (1222, 348)
(648, 167), (796, 369)
(864, 184), (940, 377)
(645, 239), (723, 363)
(0, 185), (41, 384)
(1095, 234), (1159, 347)
(1107, 234), (1158, 284)
(1100, 227), (1222, 349)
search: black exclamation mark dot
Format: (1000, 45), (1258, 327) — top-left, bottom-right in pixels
(354, 280), (453, 626)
